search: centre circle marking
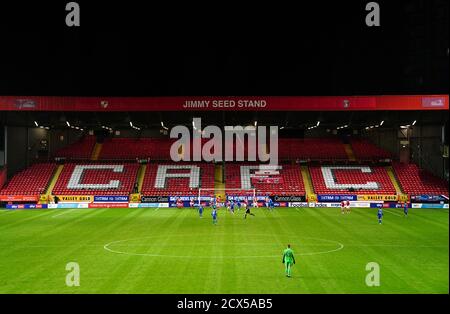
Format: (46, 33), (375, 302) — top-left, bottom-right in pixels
(103, 234), (344, 258)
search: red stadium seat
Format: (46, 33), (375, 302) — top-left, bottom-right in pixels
(309, 165), (396, 195)
(278, 138), (348, 161)
(224, 163), (305, 196)
(99, 138), (177, 160)
(54, 135), (96, 160)
(0, 163), (56, 196)
(393, 162), (449, 196)
(350, 139), (392, 160)
(52, 163), (140, 195)
(141, 163), (215, 196)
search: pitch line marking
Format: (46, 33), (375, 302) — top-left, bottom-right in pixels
(51, 209), (77, 218)
(103, 235), (344, 259)
(2, 242), (445, 250)
(51, 208), (93, 218)
(383, 209), (403, 217)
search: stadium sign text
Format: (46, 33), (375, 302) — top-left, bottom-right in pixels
(357, 195), (398, 201)
(141, 196), (169, 203)
(183, 99), (267, 109)
(273, 195), (306, 202)
(57, 195), (94, 203)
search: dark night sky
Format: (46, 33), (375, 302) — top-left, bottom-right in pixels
(0, 0), (448, 96)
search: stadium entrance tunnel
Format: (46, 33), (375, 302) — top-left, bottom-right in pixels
(103, 235), (344, 259)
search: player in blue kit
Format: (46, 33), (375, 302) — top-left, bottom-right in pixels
(230, 200), (235, 214)
(377, 208), (383, 224)
(268, 197), (274, 211)
(403, 201), (409, 217)
(236, 199), (241, 211)
(211, 208), (218, 225)
(198, 204), (204, 218)
(211, 195), (217, 211)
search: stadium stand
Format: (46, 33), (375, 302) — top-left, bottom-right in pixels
(393, 162), (449, 196)
(54, 135), (96, 160)
(309, 165), (397, 194)
(0, 163), (56, 196)
(3, 137), (448, 199)
(278, 138), (348, 161)
(350, 138), (392, 160)
(141, 163), (215, 196)
(51, 163), (140, 195)
(224, 163), (305, 196)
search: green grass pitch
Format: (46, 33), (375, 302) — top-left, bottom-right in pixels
(0, 206), (448, 294)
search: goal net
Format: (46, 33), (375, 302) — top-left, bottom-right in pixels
(198, 188), (257, 205)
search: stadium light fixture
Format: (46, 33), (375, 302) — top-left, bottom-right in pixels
(129, 121), (133, 127)
(66, 121), (71, 127)
(44, 126), (50, 130)
(254, 121), (258, 127)
(316, 121), (320, 127)
(380, 120), (384, 126)
(34, 121), (39, 127)
(412, 120), (417, 126)
(280, 126), (285, 130)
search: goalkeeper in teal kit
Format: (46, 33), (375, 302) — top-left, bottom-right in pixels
(282, 244), (296, 277)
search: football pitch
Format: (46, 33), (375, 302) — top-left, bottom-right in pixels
(0, 206), (448, 294)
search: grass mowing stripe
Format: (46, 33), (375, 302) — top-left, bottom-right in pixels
(51, 208), (93, 218)
(0, 208), (115, 292)
(0, 209), (58, 231)
(383, 209), (403, 217)
(350, 208), (447, 292)
(407, 210), (449, 229)
(97, 208), (185, 293)
(0, 208), (147, 293)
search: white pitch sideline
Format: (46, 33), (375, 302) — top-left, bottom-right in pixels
(51, 208), (93, 218)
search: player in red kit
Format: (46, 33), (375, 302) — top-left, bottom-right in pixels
(345, 200), (351, 214)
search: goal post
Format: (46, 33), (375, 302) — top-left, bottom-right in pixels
(198, 188), (257, 205)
